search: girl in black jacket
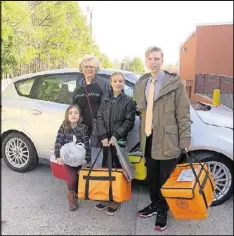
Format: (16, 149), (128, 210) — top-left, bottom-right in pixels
(95, 72), (136, 215)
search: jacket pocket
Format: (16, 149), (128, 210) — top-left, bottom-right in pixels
(164, 125), (180, 157)
(164, 92), (175, 112)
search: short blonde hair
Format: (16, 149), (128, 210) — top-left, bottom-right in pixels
(145, 46), (164, 58)
(110, 72), (125, 83)
(79, 55), (100, 72)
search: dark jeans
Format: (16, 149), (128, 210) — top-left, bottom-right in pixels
(102, 146), (121, 168)
(64, 164), (81, 193)
(145, 133), (177, 211)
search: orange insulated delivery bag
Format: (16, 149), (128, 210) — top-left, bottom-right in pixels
(78, 148), (131, 202)
(161, 151), (216, 220)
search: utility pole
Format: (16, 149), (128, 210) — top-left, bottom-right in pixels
(87, 6), (93, 53)
(87, 6), (93, 37)
(90, 10), (92, 38)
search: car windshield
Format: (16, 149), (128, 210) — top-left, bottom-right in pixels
(125, 73), (140, 83)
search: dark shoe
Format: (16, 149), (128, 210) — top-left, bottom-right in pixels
(154, 209), (168, 231)
(95, 201), (111, 211)
(138, 202), (158, 218)
(106, 202), (121, 216)
(67, 190), (78, 211)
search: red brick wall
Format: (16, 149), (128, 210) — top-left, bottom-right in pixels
(179, 33), (196, 82)
(196, 24), (233, 77)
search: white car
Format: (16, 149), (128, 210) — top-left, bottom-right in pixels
(1, 68), (233, 206)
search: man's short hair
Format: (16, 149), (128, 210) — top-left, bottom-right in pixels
(145, 46), (164, 58)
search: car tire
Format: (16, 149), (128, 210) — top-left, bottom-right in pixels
(187, 151), (233, 206)
(2, 132), (39, 172)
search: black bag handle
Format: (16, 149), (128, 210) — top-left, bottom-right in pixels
(167, 149), (215, 209)
(184, 151), (215, 192)
(85, 146), (113, 201)
(183, 150), (216, 209)
(107, 147), (113, 201)
(168, 150), (215, 192)
(184, 151), (210, 209)
(84, 147), (102, 200)
(87, 147), (103, 173)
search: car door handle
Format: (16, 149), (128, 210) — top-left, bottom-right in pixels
(28, 109), (42, 115)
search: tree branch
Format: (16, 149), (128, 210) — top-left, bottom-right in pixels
(38, 12), (51, 26)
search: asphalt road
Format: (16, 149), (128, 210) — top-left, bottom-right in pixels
(1, 159), (233, 235)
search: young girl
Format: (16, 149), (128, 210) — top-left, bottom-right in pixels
(96, 72), (136, 216)
(54, 104), (90, 211)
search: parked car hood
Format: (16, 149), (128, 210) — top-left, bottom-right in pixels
(196, 106), (233, 129)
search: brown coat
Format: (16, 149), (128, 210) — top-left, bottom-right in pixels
(133, 71), (191, 160)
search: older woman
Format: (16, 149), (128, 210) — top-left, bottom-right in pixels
(72, 55), (110, 166)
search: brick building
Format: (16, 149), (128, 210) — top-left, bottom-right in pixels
(179, 23), (233, 108)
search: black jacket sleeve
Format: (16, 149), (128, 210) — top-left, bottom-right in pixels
(54, 125), (65, 158)
(97, 96), (108, 141)
(113, 99), (136, 140)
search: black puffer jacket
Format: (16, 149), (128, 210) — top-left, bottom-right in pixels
(97, 90), (136, 141)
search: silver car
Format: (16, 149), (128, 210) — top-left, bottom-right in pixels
(1, 68), (233, 206)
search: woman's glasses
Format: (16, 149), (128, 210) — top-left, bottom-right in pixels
(84, 65), (96, 70)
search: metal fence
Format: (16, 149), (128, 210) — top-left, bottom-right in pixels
(195, 74), (233, 109)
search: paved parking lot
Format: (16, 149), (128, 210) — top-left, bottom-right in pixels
(1, 159), (233, 235)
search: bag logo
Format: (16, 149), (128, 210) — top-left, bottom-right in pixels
(175, 199), (189, 210)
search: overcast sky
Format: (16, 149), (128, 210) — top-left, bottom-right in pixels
(79, 1), (233, 65)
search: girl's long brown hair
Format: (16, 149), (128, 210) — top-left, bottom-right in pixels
(62, 104), (83, 131)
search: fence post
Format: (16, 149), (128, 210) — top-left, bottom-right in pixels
(213, 89), (220, 106)
(203, 74), (205, 95)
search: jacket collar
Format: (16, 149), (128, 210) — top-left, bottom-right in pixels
(71, 124), (83, 132)
(81, 74), (99, 86)
(138, 70), (180, 101)
(104, 89), (125, 101)
(156, 72), (180, 100)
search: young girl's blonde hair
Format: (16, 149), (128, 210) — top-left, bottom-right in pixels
(62, 104), (83, 131)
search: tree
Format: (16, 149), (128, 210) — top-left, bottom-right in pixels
(121, 57), (131, 71)
(1, 1), (112, 78)
(98, 53), (112, 68)
(1, 1), (34, 75)
(129, 57), (144, 74)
